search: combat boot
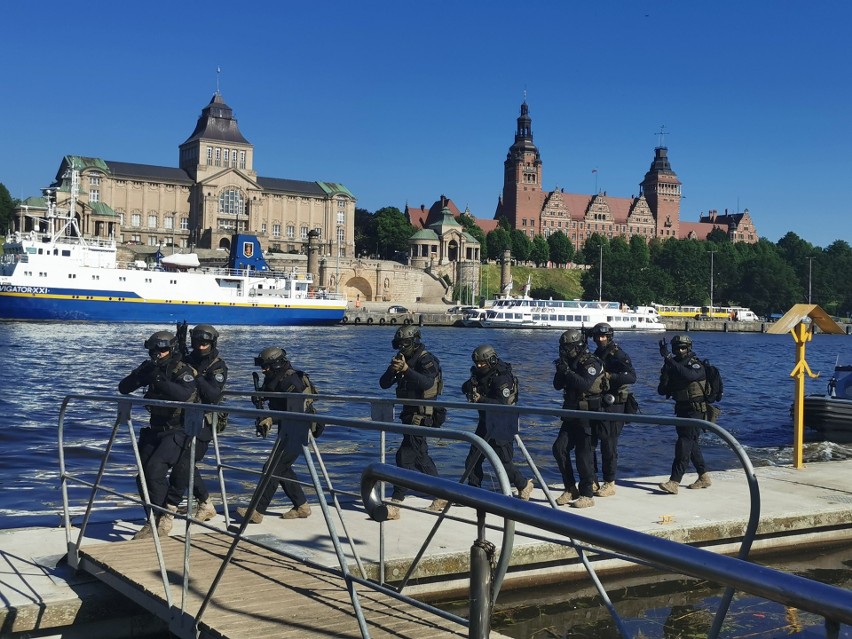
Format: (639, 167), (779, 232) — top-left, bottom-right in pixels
(132, 521), (154, 540)
(555, 485), (580, 505)
(385, 499), (401, 520)
(595, 481), (616, 497)
(658, 480), (680, 495)
(193, 499), (217, 522)
(236, 507), (264, 524)
(427, 498), (448, 512)
(519, 479), (535, 501)
(281, 503), (312, 519)
(687, 473), (712, 489)
(571, 496), (595, 509)
(157, 504), (178, 536)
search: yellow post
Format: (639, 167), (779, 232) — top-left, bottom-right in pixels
(788, 321), (818, 469)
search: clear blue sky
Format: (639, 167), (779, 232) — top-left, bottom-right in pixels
(4, 1), (850, 248)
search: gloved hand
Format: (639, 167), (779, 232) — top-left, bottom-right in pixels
(391, 354), (407, 373)
(255, 416), (273, 438)
(135, 360), (155, 382)
(555, 359), (569, 376)
(658, 339), (670, 359)
(468, 386), (481, 403)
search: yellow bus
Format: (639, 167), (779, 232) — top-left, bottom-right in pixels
(651, 304), (758, 321)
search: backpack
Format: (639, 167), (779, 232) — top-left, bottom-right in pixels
(420, 350), (447, 428)
(290, 369), (324, 437)
(702, 360), (724, 403)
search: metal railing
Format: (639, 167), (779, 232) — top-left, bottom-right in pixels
(58, 390), (773, 639)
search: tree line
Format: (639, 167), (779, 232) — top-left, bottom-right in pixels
(354, 206), (852, 319)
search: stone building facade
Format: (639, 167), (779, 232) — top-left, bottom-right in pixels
(493, 101), (759, 245)
(14, 93), (356, 258)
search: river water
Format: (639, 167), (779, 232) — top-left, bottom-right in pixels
(1, 321), (851, 530)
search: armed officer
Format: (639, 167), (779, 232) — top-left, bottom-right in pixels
(590, 322), (637, 498)
(379, 325), (445, 520)
(657, 335), (712, 494)
(166, 324), (227, 523)
(553, 329), (606, 509)
(237, 347), (313, 523)
(119, 330), (198, 539)
(462, 345), (534, 500)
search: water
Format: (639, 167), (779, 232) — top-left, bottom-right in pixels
(1, 321), (851, 530)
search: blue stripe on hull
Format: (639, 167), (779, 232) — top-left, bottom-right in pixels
(0, 296), (344, 326)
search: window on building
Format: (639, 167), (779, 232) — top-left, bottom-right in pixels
(337, 210), (345, 225)
(131, 213), (141, 228)
(207, 147), (213, 165)
(89, 176), (100, 186)
(218, 189), (245, 216)
(164, 215), (174, 230)
(239, 151), (246, 169)
(90, 189), (99, 203)
(180, 217), (189, 230)
(215, 148), (221, 166)
(314, 226), (322, 238)
(272, 224), (281, 237)
(232, 149), (238, 167)
(223, 149), (230, 166)
(148, 214), (158, 228)
(148, 236), (158, 246)
(287, 224), (295, 239)
(337, 226), (344, 247)
(131, 234), (141, 243)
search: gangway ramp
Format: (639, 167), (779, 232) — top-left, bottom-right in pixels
(77, 532), (468, 638)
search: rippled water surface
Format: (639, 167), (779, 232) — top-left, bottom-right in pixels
(1, 321), (850, 530)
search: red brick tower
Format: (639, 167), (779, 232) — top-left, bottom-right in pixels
(640, 145), (682, 239)
(497, 101), (542, 231)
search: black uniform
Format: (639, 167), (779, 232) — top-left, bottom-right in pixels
(594, 341), (637, 484)
(658, 349), (708, 482)
(119, 354), (197, 512)
(462, 359), (528, 492)
(166, 348), (227, 507)
(379, 345), (441, 502)
(255, 365), (310, 514)
(553, 348), (606, 498)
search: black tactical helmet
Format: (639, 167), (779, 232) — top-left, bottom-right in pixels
(190, 324), (219, 348)
(472, 344), (498, 368)
(255, 346), (288, 369)
(590, 322), (614, 341)
(391, 325), (421, 357)
(559, 329), (586, 358)
(671, 334), (693, 351)
(144, 331), (176, 358)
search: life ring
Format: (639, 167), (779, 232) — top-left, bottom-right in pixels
(403, 318), (412, 325)
(390, 318), (397, 325)
(379, 317), (385, 325)
(354, 317), (361, 324)
(367, 317), (374, 325)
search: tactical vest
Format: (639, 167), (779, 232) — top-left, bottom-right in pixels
(144, 358), (198, 428)
(669, 356), (708, 404)
(194, 354), (227, 429)
(396, 349), (443, 417)
(483, 361), (518, 405)
(563, 352), (605, 404)
(598, 344), (631, 402)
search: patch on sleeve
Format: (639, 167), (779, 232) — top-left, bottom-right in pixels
(587, 366), (597, 375)
(214, 373), (225, 383)
(691, 363), (702, 369)
(502, 387), (511, 398)
(182, 373), (195, 383)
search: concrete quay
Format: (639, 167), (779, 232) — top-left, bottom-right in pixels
(3, 460), (852, 637)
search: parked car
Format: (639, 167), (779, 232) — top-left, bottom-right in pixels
(387, 305), (409, 314)
(447, 305), (477, 314)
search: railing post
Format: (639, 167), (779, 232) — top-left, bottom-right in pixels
(469, 537), (495, 639)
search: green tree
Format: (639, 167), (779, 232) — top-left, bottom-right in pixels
(486, 227), (512, 260)
(0, 183), (17, 233)
(510, 229), (532, 262)
(530, 235), (550, 266)
(547, 231), (574, 266)
(353, 207), (376, 257)
(735, 239), (803, 317)
(457, 212), (486, 247)
(374, 206), (414, 259)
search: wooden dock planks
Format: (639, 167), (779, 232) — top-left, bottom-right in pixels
(79, 533), (466, 638)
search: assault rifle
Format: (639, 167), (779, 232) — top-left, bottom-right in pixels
(252, 371), (272, 438)
(176, 320), (189, 359)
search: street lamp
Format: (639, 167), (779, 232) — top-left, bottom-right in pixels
(598, 244), (603, 301)
(708, 250), (716, 313)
